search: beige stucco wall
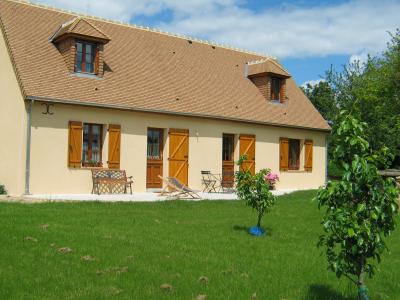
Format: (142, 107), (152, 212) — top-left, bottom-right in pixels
(0, 27), (27, 195)
(29, 102), (328, 194)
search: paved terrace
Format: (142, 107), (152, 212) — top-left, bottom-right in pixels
(0, 190), (298, 203)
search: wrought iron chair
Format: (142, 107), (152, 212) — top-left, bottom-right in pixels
(201, 171), (217, 192)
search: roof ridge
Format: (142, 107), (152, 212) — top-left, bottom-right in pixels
(77, 17), (111, 40)
(67, 17), (80, 31)
(8, 0), (275, 59)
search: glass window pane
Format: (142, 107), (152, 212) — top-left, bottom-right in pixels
(82, 124), (89, 162)
(91, 125), (101, 163)
(75, 42), (96, 74)
(147, 130), (161, 159)
(223, 135), (233, 161)
(76, 42), (83, 53)
(271, 78), (281, 101)
(289, 139), (300, 170)
(75, 44), (83, 72)
(86, 44), (92, 54)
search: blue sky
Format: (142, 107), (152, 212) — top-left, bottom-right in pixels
(34, 0), (400, 85)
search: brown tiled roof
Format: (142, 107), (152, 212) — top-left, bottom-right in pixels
(0, 0), (330, 131)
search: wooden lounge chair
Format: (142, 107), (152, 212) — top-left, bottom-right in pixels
(158, 175), (201, 199)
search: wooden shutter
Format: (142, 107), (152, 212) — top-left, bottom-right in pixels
(304, 139), (313, 172)
(108, 124), (121, 169)
(280, 79), (286, 103)
(168, 128), (189, 186)
(279, 138), (289, 171)
(239, 134), (256, 175)
(68, 121), (82, 168)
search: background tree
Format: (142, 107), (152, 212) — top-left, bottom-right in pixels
(316, 111), (399, 300)
(303, 29), (400, 168)
(302, 79), (337, 124)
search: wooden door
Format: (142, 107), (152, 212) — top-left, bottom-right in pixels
(146, 128), (164, 188)
(168, 129), (189, 186)
(222, 134), (235, 187)
(239, 134), (255, 175)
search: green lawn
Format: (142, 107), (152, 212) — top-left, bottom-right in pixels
(0, 191), (399, 299)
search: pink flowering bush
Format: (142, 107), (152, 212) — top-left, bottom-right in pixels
(264, 172), (279, 190)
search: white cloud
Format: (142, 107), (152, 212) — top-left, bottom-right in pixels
(32, 0), (400, 59)
(349, 52), (369, 66)
(301, 79), (325, 89)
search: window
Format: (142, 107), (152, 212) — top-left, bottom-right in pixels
(222, 134), (234, 161)
(75, 41), (97, 74)
(288, 139), (300, 170)
(271, 77), (282, 101)
(280, 137), (301, 171)
(147, 129), (163, 160)
(82, 123), (102, 167)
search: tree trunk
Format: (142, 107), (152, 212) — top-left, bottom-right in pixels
(357, 264), (369, 300)
(257, 213), (262, 228)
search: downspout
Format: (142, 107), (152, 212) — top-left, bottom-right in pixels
(325, 135), (329, 184)
(25, 99), (34, 195)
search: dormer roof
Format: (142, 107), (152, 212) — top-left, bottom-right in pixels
(50, 17), (110, 44)
(246, 58), (291, 78)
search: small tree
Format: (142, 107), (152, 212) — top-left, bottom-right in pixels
(235, 155), (277, 229)
(316, 111), (399, 299)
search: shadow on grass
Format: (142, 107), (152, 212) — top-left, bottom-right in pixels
(304, 284), (352, 300)
(232, 225), (273, 236)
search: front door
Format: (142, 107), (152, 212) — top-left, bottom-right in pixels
(146, 128), (164, 188)
(168, 129), (189, 186)
(222, 134), (235, 187)
(239, 134), (256, 175)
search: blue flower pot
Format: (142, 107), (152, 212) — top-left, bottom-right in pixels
(249, 226), (265, 236)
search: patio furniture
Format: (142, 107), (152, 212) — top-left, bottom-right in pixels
(91, 169), (133, 195)
(158, 175), (201, 199)
(201, 170), (217, 192)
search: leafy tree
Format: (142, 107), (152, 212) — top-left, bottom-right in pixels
(316, 111), (399, 299)
(302, 79), (337, 124)
(306, 30), (400, 166)
(235, 155), (276, 228)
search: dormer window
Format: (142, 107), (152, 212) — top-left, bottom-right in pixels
(246, 59), (291, 103)
(50, 17), (110, 77)
(271, 77), (282, 101)
(75, 41), (98, 74)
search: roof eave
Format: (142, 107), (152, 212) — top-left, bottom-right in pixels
(25, 95), (331, 133)
(51, 32), (110, 44)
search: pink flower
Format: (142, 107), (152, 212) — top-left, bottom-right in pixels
(265, 173), (279, 182)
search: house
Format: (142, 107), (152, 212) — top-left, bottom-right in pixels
(0, 0), (330, 196)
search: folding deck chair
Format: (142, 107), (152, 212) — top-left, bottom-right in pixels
(158, 175), (201, 199)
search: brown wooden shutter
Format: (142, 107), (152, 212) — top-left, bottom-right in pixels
(280, 79), (286, 103)
(68, 121), (82, 168)
(279, 138), (289, 171)
(304, 139), (313, 172)
(108, 124), (121, 169)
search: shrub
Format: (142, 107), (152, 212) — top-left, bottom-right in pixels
(315, 111), (399, 300)
(235, 155), (276, 228)
(0, 184), (6, 195)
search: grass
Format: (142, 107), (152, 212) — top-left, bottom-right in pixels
(0, 190), (399, 299)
